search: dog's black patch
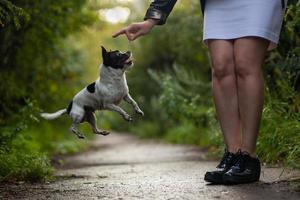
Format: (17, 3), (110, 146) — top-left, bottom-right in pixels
(84, 105), (95, 113)
(86, 82), (95, 93)
(67, 101), (73, 114)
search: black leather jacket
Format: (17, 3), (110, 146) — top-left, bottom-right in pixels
(144, 0), (206, 25)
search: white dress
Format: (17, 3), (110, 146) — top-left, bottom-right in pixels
(203, 0), (287, 50)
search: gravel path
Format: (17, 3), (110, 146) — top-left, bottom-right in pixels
(1, 133), (299, 200)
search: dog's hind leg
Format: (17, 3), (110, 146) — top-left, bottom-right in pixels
(69, 104), (86, 139)
(85, 112), (110, 136)
(69, 123), (85, 139)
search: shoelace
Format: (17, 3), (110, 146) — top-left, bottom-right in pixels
(232, 150), (250, 170)
(217, 149), (235, 168)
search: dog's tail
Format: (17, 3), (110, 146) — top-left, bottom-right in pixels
(40, 109), (67, 120)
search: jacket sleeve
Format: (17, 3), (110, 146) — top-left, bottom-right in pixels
(144, 0), (177, 25)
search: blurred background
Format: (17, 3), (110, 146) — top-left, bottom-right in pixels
(0, 0), (299, 182)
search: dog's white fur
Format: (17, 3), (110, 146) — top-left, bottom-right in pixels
(41, 61), (143, 139)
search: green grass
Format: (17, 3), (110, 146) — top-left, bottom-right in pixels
(257, 103), (300, 169)
(0, 149), (53, 182)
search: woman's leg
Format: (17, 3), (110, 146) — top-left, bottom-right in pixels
(208, 40), (241, 153)
(233, 37), (269, 157)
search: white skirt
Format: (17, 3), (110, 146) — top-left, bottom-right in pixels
(203, 0), (287, 50)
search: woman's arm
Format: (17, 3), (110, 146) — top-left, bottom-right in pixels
(144, 0), (177, 25)
(113, 0), (178, 41)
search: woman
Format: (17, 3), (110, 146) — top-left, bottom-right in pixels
(113, 0), (287, 184)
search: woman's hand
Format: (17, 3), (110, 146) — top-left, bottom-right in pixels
(112, 19), (158, 41)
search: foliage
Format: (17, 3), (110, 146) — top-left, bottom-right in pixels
(0, 0), (30, 29)
(0, 0), (96, 182)
(256, 1), (300, 167)
(258, 92), (300, 168)
(0, 150), (52, 182)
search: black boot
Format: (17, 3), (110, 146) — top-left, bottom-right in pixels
(204, 149), (239, 184)
(223, 151), (261, 184)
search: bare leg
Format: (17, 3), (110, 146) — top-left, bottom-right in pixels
(104, 104), (133, 122)
(69, 123), (85, 139)
(85, 112), (110, 136)
(208, 39), (242, 153)
(124, 94), (144, 116)
(233, 37), (269, 157)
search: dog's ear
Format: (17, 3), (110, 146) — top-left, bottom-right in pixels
(101, 46), (107, 57)
(101, 46), (108, 65)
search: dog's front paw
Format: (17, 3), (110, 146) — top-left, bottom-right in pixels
(124, 114), (133, 122)
(136, 109), (144, 116)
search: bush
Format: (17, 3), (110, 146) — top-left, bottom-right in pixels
(0, 150), (52, 182)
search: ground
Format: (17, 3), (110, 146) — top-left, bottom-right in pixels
(1, 133), (300, 200)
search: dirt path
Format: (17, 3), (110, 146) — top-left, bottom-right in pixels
(1, 133), (300, 200)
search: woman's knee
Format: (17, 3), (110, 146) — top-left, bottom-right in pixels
(211, 56), (235, 80)
(208, 39), (235, 80)
(235, 55), (259, 78)
(234, 37), (268, 78)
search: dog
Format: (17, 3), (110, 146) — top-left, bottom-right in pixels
(40, 46), (144, 139)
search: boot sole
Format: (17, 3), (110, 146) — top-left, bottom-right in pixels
(222, 173), (260, 184)
(204, 173), (224, 184)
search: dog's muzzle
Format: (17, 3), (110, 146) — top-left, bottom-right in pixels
(124, 52), (133, 66)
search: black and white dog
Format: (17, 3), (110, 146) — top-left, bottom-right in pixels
(41, 46), (144, 139)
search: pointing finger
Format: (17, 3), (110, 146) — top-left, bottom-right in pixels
(112, 28), (126, 38)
